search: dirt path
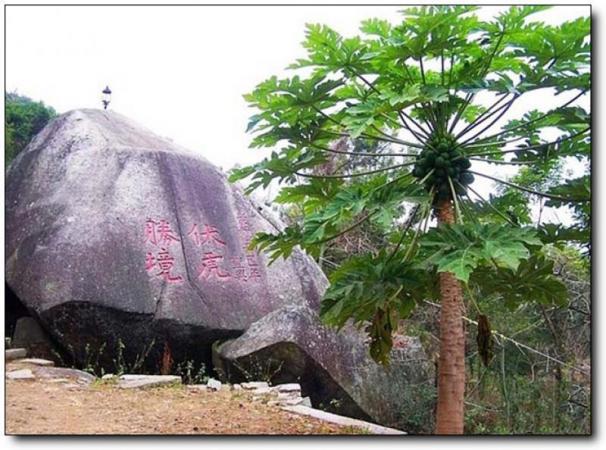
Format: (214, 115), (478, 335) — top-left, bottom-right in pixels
(5, 362), (359, 435)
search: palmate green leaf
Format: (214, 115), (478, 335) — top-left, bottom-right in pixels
(297, 173), (429, 249)
(420, 223), (541, 282)
(274, 178), (344, 206)
(507, 129), (590, 163)
(397, 5), (481, 58)
(544, 175), (590, 248)
(320, 250), (433, 364)
(290, 23), (372, 75)
(428, 247), (483, 282)
(499, 105), (590, 142)
(488, 189), (532, 225)
(248, 226), (304, 264)
(493, 5), (551, 30)
(228, 165), (257, 183)
(470, 253), (568, 310)
(538, 223), (589, 248)
(228, 147), (334, 194)
(544, 175), (591, 205)
(250, 172), (429, 262)
(244, 74), (344, 145)
(359, 17), (392, 38)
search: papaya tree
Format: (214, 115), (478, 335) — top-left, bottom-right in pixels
(231, 6), (590, 434)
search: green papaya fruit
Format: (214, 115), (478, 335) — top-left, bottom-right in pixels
(435, 156), (446, 168)
(457, 158), (471, 169)
(460, 171), (475, 185)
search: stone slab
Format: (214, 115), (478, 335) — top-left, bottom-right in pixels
(281, 405), (406, 435)
(206, 378), (222, 391)
(274, 383), (301, 393)
(7, 369), (35, 380)
(251, 386), (273, 396)
(117, 375), (181, 389)
(241, 381), (269, 390)
(34, 367), (95, 384)
(186, 384), (208, 392)
(19, 358), (55, 366)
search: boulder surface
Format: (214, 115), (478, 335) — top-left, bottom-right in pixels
(5, 109), (326, 367)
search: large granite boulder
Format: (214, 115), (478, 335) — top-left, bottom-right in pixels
(5, 109), (327, 368)
(214, 305), (434, 431)
(5, 109), (434, 430)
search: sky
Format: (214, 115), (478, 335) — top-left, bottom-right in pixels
(4, 4), (590, 222)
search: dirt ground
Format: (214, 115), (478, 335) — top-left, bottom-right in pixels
(5, 362), (359, 435)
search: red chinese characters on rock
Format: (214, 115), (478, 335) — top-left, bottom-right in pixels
(142, 215), (265, 285)
(188, 224), (226, 247)
(235, 209), (263, 283)
(144, 218), (181, 247)
(146, 249), (184, 284)
(197, 252), (230, 280)
(236, 212), (253, 234)
(229, 254), (261, 283)
(144, 218), (184, 284)
(188, 222), (231, 281)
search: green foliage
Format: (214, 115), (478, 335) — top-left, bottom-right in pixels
(470, 253), (568, 310)
(236, 6), (590, 366)
(320, 250), (433, 364)
(5, 92), (56, 167)
(544, 175), (590, 238)
(250, 173), (429, 262)
(405, 245), (589, 434)
(174, 360), (209, 385)
(420, 223), (542, 283)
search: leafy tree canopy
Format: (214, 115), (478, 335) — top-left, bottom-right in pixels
(5, 92), (56, 168)
(232, 6), (590, 363)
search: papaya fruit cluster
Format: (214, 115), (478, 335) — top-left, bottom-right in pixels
(412, 134), (474, 200)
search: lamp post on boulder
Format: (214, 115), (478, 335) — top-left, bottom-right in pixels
(102, 86), (112, 110)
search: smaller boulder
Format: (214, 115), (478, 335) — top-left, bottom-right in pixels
(301, 397), (312, 408)
(214, 305), (434, 430)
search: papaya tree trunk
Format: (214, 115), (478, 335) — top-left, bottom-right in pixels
(435, 199), (466, 434)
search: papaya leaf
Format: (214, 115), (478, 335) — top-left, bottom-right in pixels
(470, 253), (568, 310)
(420, 224), (541, 282)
